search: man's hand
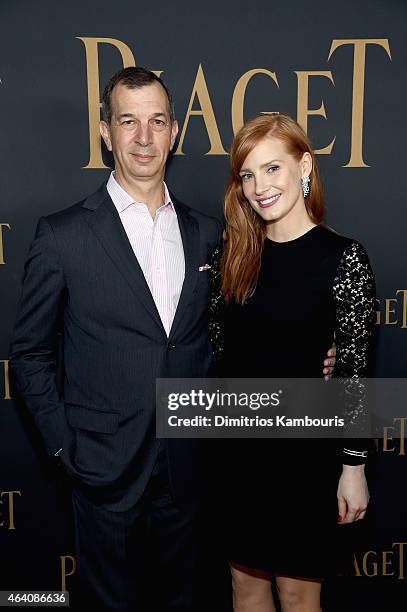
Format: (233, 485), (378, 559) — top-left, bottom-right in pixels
(337, 464), (369, 524)
(323, 343), (336, 381)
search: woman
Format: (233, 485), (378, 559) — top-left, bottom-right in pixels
(211, 114), (376, 611)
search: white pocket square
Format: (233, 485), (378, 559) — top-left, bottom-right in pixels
(199, 264), (211, 271)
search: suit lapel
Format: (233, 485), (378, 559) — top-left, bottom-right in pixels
(83, 184), (166, 336)
(169, 198), (200, 340)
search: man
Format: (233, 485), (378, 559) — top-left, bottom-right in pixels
(10, 67), (222, 610)
(10, 67), (335, 610)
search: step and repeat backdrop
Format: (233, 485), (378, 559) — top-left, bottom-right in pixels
(0, 0), (406, 609)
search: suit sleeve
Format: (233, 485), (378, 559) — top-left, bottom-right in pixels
(332, 241), (376, 465)
(9, 217), (67, 456)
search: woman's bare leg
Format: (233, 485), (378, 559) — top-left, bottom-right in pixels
(275, 576), (322, 612)
(230, 563), (276, 612)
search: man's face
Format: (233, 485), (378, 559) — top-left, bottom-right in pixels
(100, 81), (178, 186)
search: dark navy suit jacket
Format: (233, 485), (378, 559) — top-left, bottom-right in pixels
(10, 182), (222, 511)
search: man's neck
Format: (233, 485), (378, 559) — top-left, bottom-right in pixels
(114, 171), (165, 218)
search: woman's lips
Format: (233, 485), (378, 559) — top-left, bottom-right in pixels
(257, 193), (281, 208)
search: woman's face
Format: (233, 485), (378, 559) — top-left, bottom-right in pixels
(239, 136), (311, 224)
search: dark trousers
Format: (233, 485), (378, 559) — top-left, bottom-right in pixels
(70, 446), (198, 611)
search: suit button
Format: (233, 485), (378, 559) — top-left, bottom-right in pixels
(167, 342), (176, 350)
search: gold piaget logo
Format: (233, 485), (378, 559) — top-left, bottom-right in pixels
(375, 418), (407, 455)
(354, 543), (406, 579)
(0, 224), (11, 265)
(59, 556), (76, 592)
(77, 37), (391, 169)
(0, 360), (11, 400)
(376, 291), (407, 328)
(0, 491), (21, 530)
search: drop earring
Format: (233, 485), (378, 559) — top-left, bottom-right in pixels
(301, 175), (310, 198)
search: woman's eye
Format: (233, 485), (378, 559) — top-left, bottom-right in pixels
(267, 165), (279, 173)
(240, 174), (253, 182)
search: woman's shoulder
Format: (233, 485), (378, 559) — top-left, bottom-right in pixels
(316, 224), (368, 257)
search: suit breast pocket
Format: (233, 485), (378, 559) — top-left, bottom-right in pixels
(194, 269), (211, 296)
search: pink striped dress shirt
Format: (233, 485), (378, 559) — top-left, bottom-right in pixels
(107, 172), (185, 336)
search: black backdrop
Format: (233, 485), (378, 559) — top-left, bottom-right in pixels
(1, 0), (406, 609)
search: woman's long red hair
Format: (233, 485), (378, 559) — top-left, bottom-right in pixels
(221, 114), (324, 304)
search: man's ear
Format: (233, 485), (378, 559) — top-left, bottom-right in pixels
(100, 121), (113, 152)
(170, 120), (179, 151)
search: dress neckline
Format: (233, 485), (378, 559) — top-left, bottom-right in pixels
(265, 224), (321, 247)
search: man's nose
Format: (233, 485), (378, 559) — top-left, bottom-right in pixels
(134, 122), (153, 145)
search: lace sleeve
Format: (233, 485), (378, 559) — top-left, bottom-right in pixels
(332, 242), (376, 464)
(208, 245), (224, 363)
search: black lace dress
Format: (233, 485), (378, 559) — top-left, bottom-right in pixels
(209, 224), (376, 578)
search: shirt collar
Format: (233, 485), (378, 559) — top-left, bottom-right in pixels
(107, 171), (174, 214)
